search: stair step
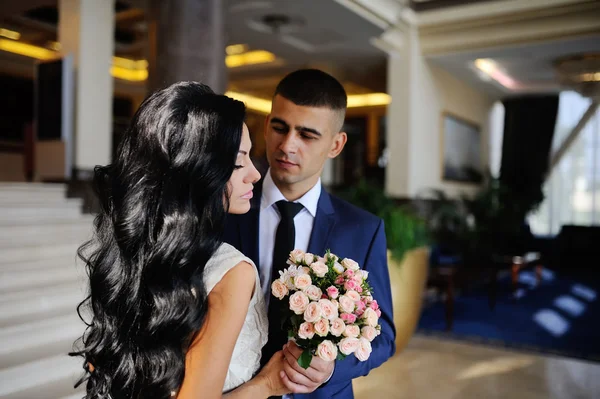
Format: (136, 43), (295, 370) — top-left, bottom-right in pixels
(0, 265), (84, 294)
(1, 257), (82, 273)
(0, 222), (93, 248)
(0, 314), (85, 369)
(0, 354), (82, 398)
(0, 283), (85, 328)
(0, 244), (80, 265)
(0, 208), (83, 224)
(0, 199), (82, 209)
(0, 183), (66, 191)
(60, 391), (86, 399)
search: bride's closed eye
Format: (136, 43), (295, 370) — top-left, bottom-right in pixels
(234, 165), (244, 170)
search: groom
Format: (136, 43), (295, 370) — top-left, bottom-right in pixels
(224, 69), (395, 398)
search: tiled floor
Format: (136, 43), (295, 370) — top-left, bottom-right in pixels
(353, 334), (600, 399)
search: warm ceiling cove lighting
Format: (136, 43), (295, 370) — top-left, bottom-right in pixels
(226, 43), (248, 55)
(474, 58), (519, 90)
(226, 50), (276, 68)
(48, 41), (62, 51)
(225, 92), (392, 114)
(347, 93), (391, 107)
(225, 91), (272, 114)
(0, 28), (20, 40)
(0, 39), (55, 60)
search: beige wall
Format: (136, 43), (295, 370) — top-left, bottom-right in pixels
(386, 27), (494, 198)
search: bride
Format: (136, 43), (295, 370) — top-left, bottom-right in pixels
(71, 81), (290, 398)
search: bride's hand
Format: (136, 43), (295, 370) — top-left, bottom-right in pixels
(256, 351), (289, 397)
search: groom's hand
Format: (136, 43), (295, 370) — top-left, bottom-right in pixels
(280, 341), (335, 394)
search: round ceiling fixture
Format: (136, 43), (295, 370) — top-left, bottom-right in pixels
(247, 13), (305, 35)
(554, 53), (600, 99)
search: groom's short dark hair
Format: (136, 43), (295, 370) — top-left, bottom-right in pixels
(274, 69), (347, 112)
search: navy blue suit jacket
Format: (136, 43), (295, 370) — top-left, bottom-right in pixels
(224, 183), (396, 399)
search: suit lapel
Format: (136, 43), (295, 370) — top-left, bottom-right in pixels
(307, 189), (336, 256)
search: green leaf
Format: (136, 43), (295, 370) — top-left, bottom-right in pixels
(336, 352), (347, 361)
(298, 349), (313, 370)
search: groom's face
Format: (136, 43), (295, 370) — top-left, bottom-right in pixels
(265, 95), (347, 192)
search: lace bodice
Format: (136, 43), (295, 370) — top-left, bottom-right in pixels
(203, 243), (268, 392)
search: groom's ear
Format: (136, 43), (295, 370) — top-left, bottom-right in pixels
(328, 131), (347, 159)
(264, 114), (271, 140)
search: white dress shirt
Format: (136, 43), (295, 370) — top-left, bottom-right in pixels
(259, 169), (322, 306)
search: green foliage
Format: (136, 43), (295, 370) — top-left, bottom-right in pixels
(338, 180), (430, 263)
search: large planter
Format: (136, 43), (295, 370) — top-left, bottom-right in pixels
(387, 247), (430, 352)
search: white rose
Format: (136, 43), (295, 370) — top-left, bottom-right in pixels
(294, 274), (312, 290)
(316, 340), (338, 362)
(338, 295), (355, 314)
(333, 262), (345, 274)
(303, 302), (322, 323)
(314, 318), (330, 337)
(330, 318), (346, 337)
(304, 285), (323, 301)
(298, 322), (315, 340)
(359, 270), (369, 280)
(363, 308), (379, 327)
(271, 279), (288, 300)
(318, 299), (338, 320)
(338, 337), (360, 355)
(289, 249), (305, 264)
(310, 261), (329, 278)
(341, 258), (360, 271)
(345, 290), (361, 303)
(303, 253), (316, 265)
(343, 324), (360, 338)
(361, 326), (378, 342)
(289, 291), (310, 315)
(355, 337), (372, 361)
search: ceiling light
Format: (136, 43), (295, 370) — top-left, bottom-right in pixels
(226, 44), (248, 55)
(347, 93), (391, 107)
(554, 54), (600, 99)
(0, 28), (20, 40)
(225, 91), (272, 114)
(0, 39), (55, 60)
(225, 50), (276, 68)
(474, 58), (518, 90)
(48, 41), (62, 51)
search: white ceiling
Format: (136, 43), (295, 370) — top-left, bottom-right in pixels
(428, 34), (600, 98)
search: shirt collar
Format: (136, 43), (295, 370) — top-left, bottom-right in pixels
(261, 169), (321, 218)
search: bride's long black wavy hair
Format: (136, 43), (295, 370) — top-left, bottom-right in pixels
(70, 81), (246, 398)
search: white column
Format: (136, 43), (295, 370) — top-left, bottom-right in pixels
(59, 0), (115, 173)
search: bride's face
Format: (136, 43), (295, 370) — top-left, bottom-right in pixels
(228, 124), (261, 214)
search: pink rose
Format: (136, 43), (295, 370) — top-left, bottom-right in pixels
(369, 300), (379, 311)
(318, 299), (338, 320)
(344, 279), (359, 292)
(298, 322), (315, 340)
(304, 285), (323, 301)
(356, 286), (363, 293)
(355, 337), (372, 361)
(294, 274), (312, 290)
(303, 302), (323, 323)
(361, 326), (378, 342)
(363, 308), (379, 327)
(316, 340), (338, 362)
(340, 312), (357, 324)
(344, 270), (355, 278)
(343, 324), (360, 338)
(303, 253), (316, 265)
(289, 291), (310, 315)
(271, 279), (289, 300)
(330, 318), (346, 337)
(333, 262), (345, 274)
(341, 258), (360, 271)
(310, 261), (329, 278)
(289, 249), (305, 264)
(338, 337), (360, 355)
(314, 318), (330, 337)
(345, 290), (361, 303)
(355, 300), (367, 316)
(375, 309), (381, 318)
(335, 276), (345, 285)
(326, 286), (339, 299)
(338, 295), (355, 314)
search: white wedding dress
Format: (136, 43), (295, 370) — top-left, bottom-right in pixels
(203, 243), (269, 392)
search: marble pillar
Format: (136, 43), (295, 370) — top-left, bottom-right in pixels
(146, 0), (227, 94)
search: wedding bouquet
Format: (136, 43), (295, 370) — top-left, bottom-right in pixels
(271, 249), (381, 369)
